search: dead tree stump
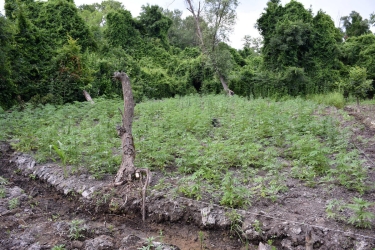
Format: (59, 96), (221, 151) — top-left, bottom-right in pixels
(112, 71), (151, 221)
(305, 227), (313, 250)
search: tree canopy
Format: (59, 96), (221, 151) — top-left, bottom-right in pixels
(0, 0), (374, 109)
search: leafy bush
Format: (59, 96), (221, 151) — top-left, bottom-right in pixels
(346, 197), (375, 228)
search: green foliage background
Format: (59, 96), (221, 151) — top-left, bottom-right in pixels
(0, 0), (374, 108)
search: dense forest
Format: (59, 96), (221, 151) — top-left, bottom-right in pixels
(0, 0), (375, 110)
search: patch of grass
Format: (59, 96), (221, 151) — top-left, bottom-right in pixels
(307, 92), (345, 109)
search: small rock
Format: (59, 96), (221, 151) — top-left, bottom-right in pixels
(119, 234), (144, 250)
(201, 207), (215, 227)
(355, 240), (368, 250)
(9, 186), (23, 198)
(258, 242), (272, 250)
(281, 238), (293, 249)
(153, 241), (181, 250)
(84, 235), (113, 250)
(241, 218), (262, 241)
(72, 240), (84, 249)
(290, 227), (302, 235)
(27, 242), (41, 250)
(120, 234), (142, 248)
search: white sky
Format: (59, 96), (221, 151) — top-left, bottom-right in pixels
(0, 0), (374, 49)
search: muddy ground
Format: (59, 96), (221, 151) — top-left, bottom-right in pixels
(1, 104), (375, 250)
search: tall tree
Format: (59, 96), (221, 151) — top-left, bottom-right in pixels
(256, 0), (342, 94)
(257, 0), (313, 70)
(9, 2), (50, 103)
(185, 0), (238, 95)
(164, 9), (203, 49)
(341, 11), (371, 39)
(35, 0), (97, 52)
(242, 35), (263, 54)
(78, 1), (125, 44)
(105, 9), (141, 52)
(341, 34), (375, 85)
(0, 14), (16, 109)
(138, 5), (172, 47)
(370, 12), (375, 28)
(49, 36), (93, 104)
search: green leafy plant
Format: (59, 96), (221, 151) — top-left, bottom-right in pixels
(0, 95), (370, 210)
(8, 198), (19, 209)
(138, 236), (163, 250)
(0, 176), (8, 185)
(0, 187), (5, 198)
(220, 172), (251, 208)
(325, 199), (345, 220)
(253, 219), (262, 234)
(198, 231), (205, 250)
(347, 66), (373, 107)
(226, 210), (244, 242)
(51, 245), (66, 250)
(29, 174), (37, 180)
(52, 143), (68, 178)
(69, 219), (85, 240)
(345, 197), (375, 228)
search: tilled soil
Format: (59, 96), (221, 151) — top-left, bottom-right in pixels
(1, 104), (375, 250)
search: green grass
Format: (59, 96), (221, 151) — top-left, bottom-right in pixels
(307, 92), (346, 109)
(0, 95), (371, 205)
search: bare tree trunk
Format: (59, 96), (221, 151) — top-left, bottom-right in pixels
(113, 72), (136, 185)
(219, 73), (234, 96)
(112, 71), (151, 221)
(185, 0), (234, 96)
(83, 90), (94, 104)
(185, 0), (205, 49)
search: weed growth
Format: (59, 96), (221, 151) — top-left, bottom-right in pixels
(0, 176), (8, 185)
(8, 198), (19, 209)
(198, 231), (205, 250)
(69, 219), (85, 240)
(0, 95), (370, 207)
(51, 245), (66, 250)
(0, 187), (5, 198)
(308, 92), (345, 109)
(226, 210), (244, 242)
(326, 198), (375, 228)
(346, 197), (375, 228)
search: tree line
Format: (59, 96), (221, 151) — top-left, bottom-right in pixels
(0, 0), (374, 109)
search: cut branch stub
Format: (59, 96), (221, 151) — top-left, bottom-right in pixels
(83, 90), (94, 104)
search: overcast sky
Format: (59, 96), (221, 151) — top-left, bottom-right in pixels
(0, 0), (374, 49)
